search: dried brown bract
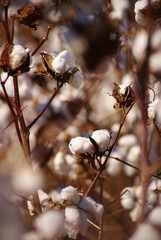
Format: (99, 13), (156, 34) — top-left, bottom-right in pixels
(112, 83), (135, 110)
(17, 5), (41, 30)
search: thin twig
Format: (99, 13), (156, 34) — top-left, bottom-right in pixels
(0, 78), (24, 151)
(27, 83), (63, 129)
(13, 76), (30, 158)
(31, 26), (51, 56)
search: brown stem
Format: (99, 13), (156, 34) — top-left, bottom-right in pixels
(13, 76), (30, 158)
(27, 83), (63, 129)
(0, 78), (24, 151)
(4, 5), (11, 43)
(98, 177), (104, 240)
(31, 26), (51, 56)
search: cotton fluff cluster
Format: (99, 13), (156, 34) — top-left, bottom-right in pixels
(110, 0), (130, 20)
(107, 134), (140, 177)
(120, 179), (161, 222)
(150, 29), (161, 74)
(43, 50), (83, 88)
(134, 0), (161, 26)
(69, 129), (111, 155)
(51, 151), (78, 179)
(130, 207), (161, 240)
(28, 186), (104, 239)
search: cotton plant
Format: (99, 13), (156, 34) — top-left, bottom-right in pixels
(130, 206), (161, 240)
(27, 186), (104, 239)
(120, 179), (161, 222)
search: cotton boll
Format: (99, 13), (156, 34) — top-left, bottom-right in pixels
(134, 0), (148, 26)
(65, 206), (87, 239)
(110, 0), (129, 20)
(148, 99), (161, 124)
(91, 129), (110, 152)
(53, 152), (70, 176)
(61, 186), (80, 205)
(11, 167), (44, 195)
(69, 136), (95, 154)
(118, 134), (137, 149)
(148, 207), (161, 228)
(50, 187), (62, 203)
(9, 45), (29, 71)
(124, 145), (141, 176)
(68, 71), (83, 89)
(37, 189), (52, 212)
(22, 231), (42, 240)
(150, 51), (161, 73)
(132, 30), (148, 61)
(119, 83), (130, 95)
(129, 223), (161, 240)
(121, 197), (135, 210)
(36, 210), (65, 240)
(121, 187), (136, 199)
(78, 196), (104, 220)
(51, 50), (76, 75)
(107, 150), (123, 176)
(129, 203), (141, 222)
(151, 29), (161, 50)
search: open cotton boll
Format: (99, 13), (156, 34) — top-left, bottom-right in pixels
(110, 0), (129, 20)
(129, 203), (141, 222)
(11, 167), (44, 195)
(50, 187), (62, 203)
(53, 151), (70, 176)
(134, 0), (148, 26)
(121, 197), (135, 210)
(150, 51), (161, 73)
(132, 30), (148, 61)
(151, 29), (161, 50)
(36, 210), (65, 240)
(118, 134), (137, 149)
(68, 71), (83, 89)
(69, 136), (95, 154)
(10, 45), (29, 71)
(51, 50), (76, 75)
(37, 189), (52, 212)
(78, 196), (104, 220)
(129, 223), (161, 240)
(22, 231), (42, 240)
(148, 99), (161, 124)
(119, 83), (130, 95)
(65, 205), (87, 239)
(91, 129), (110, 152)
(107, 150), (123, 176)
(61, 186), (80, 205)
(148, 207), (161, 228)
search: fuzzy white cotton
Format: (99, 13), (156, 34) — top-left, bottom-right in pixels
(107, 150), (123, 176)
(91, 129), (110, 152)
(78, 196), (104, 220)
(11, 167), (43, 194)
(110, 0), (129, 20)
(53, 152), (77, 177)
(65, 205), (87, 239)
(69, 136), (95, 154)
(129, 223), (161, 240)
(50, 187), (62, 203)
(51, 50), (76, 75)
(22, 231), (42, 240)
(61, 186), (80, 205)
(132, 30), (148, 61)
(9, 45), (29, 71)
(150, 51), (161, 73)
(148, 99), (161, 124)
(121, 197), (135, 210)
(37, 189), (52, 212)
(151, 29), (161, 50)
(134, 0), (148, 26)
(129, 203), (141, 222)
(124, 145), (141, 176)
(148, 207), (161, 228)
(118, 134), (137, 149)
(36, 210), (65, 240)
(68, 70), (83, 89)
(119, 83), (130, 95)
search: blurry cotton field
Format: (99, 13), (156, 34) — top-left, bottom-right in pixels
(0, 0), (161, 240)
